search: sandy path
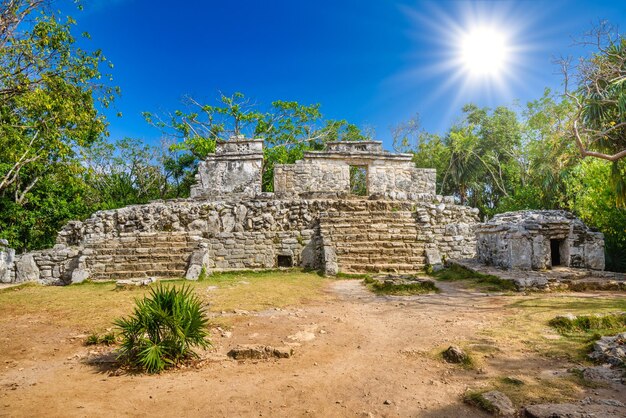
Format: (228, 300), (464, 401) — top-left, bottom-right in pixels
(0, 280), (602, 417)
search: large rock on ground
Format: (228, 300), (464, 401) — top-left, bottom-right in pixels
(227, 344), (293, 360)
(480, 391), (516, 416)
(443, 345), (468, 364)
(589, 332), (626, 366)
(524, 398), (626, 417)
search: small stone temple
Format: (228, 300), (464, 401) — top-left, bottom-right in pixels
(476, 210), (605, 271)
(0, 137), (480, 285)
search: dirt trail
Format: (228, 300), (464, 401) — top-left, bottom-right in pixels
(0, 280), (620, 417)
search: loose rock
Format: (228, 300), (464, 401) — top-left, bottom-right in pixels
(227, 344), (293, 360)
(480, 391), (515, 416)
(442, 345), (468, 364)
(523, 398), (626, 418)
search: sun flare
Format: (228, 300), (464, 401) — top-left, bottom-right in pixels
(460, 27), (509, 76)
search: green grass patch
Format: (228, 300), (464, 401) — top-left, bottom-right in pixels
(548, 312), (626, 334)
(431, 264), (517, 292)
(0, 269), (328, 330)
(484, 296), (626, 363)
(463, 391), (496, 414)
(567, 368), (607, 388)
(468, 375), (582, 410)
(500, 376), (525, 386)
(335, 272), (371, 280)
(85, 332), (116, 346)
(363, 277), (439, 295)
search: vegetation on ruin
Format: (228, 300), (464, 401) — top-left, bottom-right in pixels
(431, 264), (518, 292)
(363, 276), (439, 295)
(549, 312), (626, 337)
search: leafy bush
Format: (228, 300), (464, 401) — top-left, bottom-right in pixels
(85, 333), (100, 346)
(115, 284), (210, 373)
(85, 332), (117, 346)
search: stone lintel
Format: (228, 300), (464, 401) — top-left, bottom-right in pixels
(302, 151), (415, 162)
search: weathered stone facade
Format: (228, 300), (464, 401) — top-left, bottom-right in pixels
(1, 137), (480, 284)
(190, 137), (263, 199)
(273, 141), (436, 198)
(476, 210), (605, 271)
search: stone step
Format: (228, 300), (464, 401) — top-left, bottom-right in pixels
(337, 254), (426, 263)
(339, 263), (424, 273)
(320, 217), (416, 226)
(88, 249), (193, 258)
(89, 270), (187, 280)
(334, 243), (425, 251)
(84, 241), (196, 249)
(321, 210), (416, 216)
(90, 261), (189, 272)
(334, 241), (424, 249)
(331, 236), (420, 245)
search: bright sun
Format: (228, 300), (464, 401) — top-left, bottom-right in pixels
(460, 27), (509, 77)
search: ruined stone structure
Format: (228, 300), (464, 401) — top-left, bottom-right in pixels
(476, 210), (605, 271)
(273, 141), (436, 199)
(1, 137), (480, 285)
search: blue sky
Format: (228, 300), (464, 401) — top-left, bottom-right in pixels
(68, 0), (626, 150)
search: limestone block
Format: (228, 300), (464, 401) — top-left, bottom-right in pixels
(15, 254), (40, 283)
(425, 249), (443, 271)
(71, 268), (90, 284)
(0, 239), (15, 283)
(323, 246), (338, 276)
(585, 239), (605, 270)
(509, 237), (532, 270)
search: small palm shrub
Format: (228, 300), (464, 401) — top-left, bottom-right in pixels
(115, 284), (210, 373)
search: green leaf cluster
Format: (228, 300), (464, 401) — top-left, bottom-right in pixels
(115, 284), (211, 373)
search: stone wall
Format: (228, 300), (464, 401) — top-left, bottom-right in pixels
(45, 196), (479, 281)
(274, 141), (436, 197)
(0, 239), (15, 283)
(190, 137), (263, 199)
(274, 160), (349, 195)
(476, 210), (605, 271)
(0, 137), (483, 285)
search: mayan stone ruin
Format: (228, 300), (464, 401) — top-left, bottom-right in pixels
(0, 137), (484, 285)
(476, 210), (605, 271)
(0, 138), (608, 286)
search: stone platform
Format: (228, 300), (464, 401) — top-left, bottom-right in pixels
(451, 259), (626, 291)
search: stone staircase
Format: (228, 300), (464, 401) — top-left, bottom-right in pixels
(319, 209), (426, 273)
(83, 232), (200, 281)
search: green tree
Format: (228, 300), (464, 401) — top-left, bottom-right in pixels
(565, 158), (626, 272)
(0, 0), (117, 250)
(561, 22), (626, 204)
(146, 92), (370, 192)
(420, 104), (523, 214)
(498, 89), (578, 211)
(82, 138), (170, 209)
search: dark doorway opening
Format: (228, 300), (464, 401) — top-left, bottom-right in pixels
(349, 166), (368, 196)
(550, 239), (562, 266)
(277, 255), (293, 268)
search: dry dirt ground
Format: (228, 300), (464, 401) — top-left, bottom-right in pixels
(1, 278), (625, 417)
